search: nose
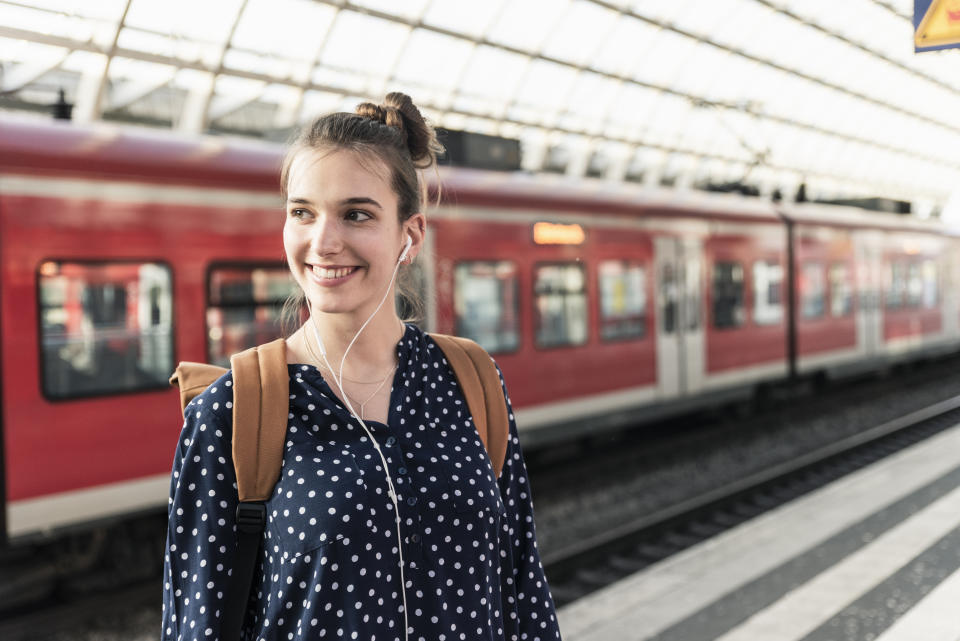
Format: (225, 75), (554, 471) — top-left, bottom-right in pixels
(309, 213), (343, 257)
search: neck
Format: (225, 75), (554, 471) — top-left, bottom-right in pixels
(307, 307), (404, 379)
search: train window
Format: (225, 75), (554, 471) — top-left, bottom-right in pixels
(534, 263), (588, 348)
(829, 263), (853, 317)
(753, 261), (783, 325)
(921, 260), (938, 308)
(598, 260), (646, 340)
(801, 262), (825, 319)
(712, 261), (744, 329)
(38, 260), (173, 400)
(454, 261), (520, 353)
(207, 265), (299, 367)
(886, 261), (906, 309)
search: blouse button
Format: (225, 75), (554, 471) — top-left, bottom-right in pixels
(406, 496), (417, 506)
(410, 533), (420, 543)
(385, 436), (396, 447)
(397, 466), (407, 475)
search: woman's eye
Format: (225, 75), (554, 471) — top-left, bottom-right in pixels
(346, 210), (372, 222)
(289, 208), (309, 219)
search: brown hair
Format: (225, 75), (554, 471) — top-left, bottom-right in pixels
(279, 92), (443, 333)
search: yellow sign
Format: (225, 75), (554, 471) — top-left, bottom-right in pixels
(533, 222), (585, 245)
(915, 0), (960, 49)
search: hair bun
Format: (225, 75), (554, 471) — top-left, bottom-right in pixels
(355, 92), (443, 169)
(355, 102), (403, 130)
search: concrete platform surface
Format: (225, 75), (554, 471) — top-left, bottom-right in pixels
(558, 421), (960, 641)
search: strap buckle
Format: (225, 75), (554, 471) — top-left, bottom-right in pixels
(235, 502), (266, 534)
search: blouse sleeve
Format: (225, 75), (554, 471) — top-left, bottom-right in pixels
(161, 376), (241, 641)
(494, 365), (564, 641)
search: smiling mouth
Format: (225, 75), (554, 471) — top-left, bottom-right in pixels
(309, 265), (359, 279)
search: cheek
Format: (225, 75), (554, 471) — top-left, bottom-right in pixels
(282, 222), (301, 257)
(282, 226), (307, 287)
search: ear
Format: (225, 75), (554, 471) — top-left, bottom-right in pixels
(402, 213), (426, 263)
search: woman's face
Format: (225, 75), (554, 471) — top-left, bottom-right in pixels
(283, 148), (421, 320)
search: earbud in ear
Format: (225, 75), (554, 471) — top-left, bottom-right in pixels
(398, 234), (413, 263)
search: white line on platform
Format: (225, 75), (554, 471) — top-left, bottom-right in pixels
(872, 568), (960, 641)
(714, 481), (960, 641)
(558, 422), (960, 641)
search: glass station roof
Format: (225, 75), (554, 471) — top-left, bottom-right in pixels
(1, 0), (958, 212)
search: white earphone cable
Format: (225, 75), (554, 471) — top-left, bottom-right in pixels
(304, 240), (411, 641)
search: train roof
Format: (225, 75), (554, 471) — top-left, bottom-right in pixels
(0, 113), (778, 223)
(435, 167), (781, 224)
(0, 113), (954, 236)
(0, 112), (282, 191)
(779, 201), (954, 236)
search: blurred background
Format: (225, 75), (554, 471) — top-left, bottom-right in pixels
(2, 0), (958, 211)
(2, 1), (960, 639)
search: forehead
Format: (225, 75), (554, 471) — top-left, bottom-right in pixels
(287, 148), (394, 201)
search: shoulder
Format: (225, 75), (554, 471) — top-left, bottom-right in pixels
(425, 333), (510, 394)
(425, 332), (501, 368)
(182, 369), (235, 430)
(173, 370), (237, 478)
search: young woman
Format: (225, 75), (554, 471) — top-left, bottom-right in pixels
(161, 93), (562, 640)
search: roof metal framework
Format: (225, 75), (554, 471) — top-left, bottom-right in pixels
(1, 0), (958, 211)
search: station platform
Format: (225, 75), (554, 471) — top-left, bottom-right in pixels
(557, 420), (960, 641)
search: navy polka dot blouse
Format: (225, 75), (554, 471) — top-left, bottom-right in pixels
(161, 323), (562, 640)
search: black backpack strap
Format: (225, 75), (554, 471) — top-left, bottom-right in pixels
(222, 502), (266, 641)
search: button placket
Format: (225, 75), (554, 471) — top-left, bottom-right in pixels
(387, 438), (425, 563)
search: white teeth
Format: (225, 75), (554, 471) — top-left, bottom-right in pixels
(313, 266), (355, 279)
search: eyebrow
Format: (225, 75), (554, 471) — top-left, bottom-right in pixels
(287, 196), (383, 209)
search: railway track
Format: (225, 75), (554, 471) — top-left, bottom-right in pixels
(0, 580), (157, 641)
(544, 395), (960, 607)
(0, 514), (165, 641)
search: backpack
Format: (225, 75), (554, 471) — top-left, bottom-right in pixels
(167, 333), (509, 641)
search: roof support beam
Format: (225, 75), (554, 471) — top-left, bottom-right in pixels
(0, 7), (955, 202)
(0, 22), (952, 174)
(71, 53), (110, 123)
(177, 72), (216, 134)
(0, 49), (70, 93)
(272, 4), (344, 129)
(303, 0), (960, 148)
(207, 82), (267, 121)
(72, 0), (132, 123)
(107, 69), (177, 111)
(177, 0), (249, 133)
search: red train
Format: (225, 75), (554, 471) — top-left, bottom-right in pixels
(1, 113), (956, 544)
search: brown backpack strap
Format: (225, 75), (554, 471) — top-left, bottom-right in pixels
(429, 334), (509, 478)
(170, 340), (289, 641)
(229, 338), (289, 502)
(169, 362), (228, 412)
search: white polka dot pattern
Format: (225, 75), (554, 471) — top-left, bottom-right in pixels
(161, 323), (563, 640)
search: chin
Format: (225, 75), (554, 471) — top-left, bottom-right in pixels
(306, 292), (367, 317)
(306, 296), (350, 316)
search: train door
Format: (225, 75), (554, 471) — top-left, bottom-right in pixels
(941, 241), (960, 341)
(854, 231), (883, 356)
(654, 237), (704, 398)
(654, 237), (681, 398)
(680, 237), (705, 394)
